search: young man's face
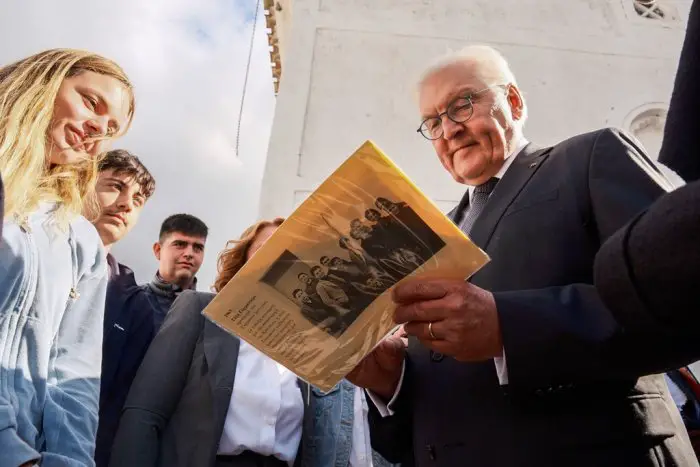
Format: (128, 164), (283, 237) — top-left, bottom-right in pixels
(93, 169), (147, 248)
(154, 232), (206, 286)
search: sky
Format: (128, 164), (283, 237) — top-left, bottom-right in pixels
(0, 0), (276, 288)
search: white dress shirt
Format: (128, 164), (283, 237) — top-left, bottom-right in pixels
(217, 340), (304, 466)
(368, 138), (529, 417)
(349, 387), (374, 467)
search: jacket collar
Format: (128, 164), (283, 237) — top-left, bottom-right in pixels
(147, 271), (197, 298)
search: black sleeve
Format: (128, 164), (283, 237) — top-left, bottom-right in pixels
(658, 0), (700, 181)
(494, 128), (677, 391)
(594, 180), (700, 353)
(367, 357), (415, 464)
(109, 291), (204, 467)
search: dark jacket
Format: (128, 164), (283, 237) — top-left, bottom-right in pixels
(594, 180), (700, 357)
(109, 291), (313, 467)
(369, 129), (694, 467)
(140, 273), (197, 331)
(658, 0), (700, 182)
(593, 0), (700, 358)
(95, 255), (156, 467)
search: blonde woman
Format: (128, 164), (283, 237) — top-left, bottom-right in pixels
(0, 49), (135, 467)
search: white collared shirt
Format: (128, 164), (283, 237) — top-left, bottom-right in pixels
(368, 137), (530, 417)
(217, 340), (304, 465)
(217, 341), (374, 466)
(349, 387), (374, 466)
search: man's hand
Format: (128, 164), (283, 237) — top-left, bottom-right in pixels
(347, 327), (406, 401)
(394, 278), (502, 362)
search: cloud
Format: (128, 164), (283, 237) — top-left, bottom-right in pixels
(0, 0), (276, 288)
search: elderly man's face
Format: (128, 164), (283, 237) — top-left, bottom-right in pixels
(419, 61), (522, 186)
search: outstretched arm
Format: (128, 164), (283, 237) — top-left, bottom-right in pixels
(594, 180), (700, 358)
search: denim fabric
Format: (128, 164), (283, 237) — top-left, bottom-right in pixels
(0, 204), (107, 467)
(303, 379), (396, 467)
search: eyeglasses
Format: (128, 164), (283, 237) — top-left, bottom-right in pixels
(417, 85), (504, 140)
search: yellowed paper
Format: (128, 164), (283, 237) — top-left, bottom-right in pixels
(203, 140), (490, 391)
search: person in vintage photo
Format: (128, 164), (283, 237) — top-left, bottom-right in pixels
(338, 236), (380, 274)
(350, 224), (391, 263)
(292, 288), (346, 337)
(262, 196), (445, 339)
(346, 197), (445, 282)
(366, 207), (409, 251)
(309, 265), (353, 314)
(294, 272), (340, 322)
(335, 241), (397, 294)
(297, 272), (318, 296)
(376, 197), (445, 258)
(321, 255), (363, 282)
(322, 254), (384, 292)
(312, 265), (370, 302)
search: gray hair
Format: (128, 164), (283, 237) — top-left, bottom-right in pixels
(417, 44), (528, 126)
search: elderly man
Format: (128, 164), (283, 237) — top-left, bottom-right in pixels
(348, 45), (695, 466)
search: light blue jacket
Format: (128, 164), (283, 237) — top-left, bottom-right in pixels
(303, 379), (397, 467)
(0, 204), (108, 467)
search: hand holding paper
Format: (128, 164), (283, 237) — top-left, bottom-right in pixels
(346, 330), (406, 400)
(203, 140), (490, 391)
(394, 278), (502, 362)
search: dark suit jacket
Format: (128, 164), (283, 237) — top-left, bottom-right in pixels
(95, 259), (155, 467)
(109, 291), (313, 467)
(369, 129), (695, 467)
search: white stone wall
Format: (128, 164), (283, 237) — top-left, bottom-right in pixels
(259, 0), (690, 218)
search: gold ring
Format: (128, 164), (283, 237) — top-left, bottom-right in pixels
(428, 322), (437, 340)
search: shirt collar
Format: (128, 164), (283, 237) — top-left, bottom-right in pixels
(467, 137), (529, 198)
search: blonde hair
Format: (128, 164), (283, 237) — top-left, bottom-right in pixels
(0, 48), (135, 226)
(417, 44), (528, 125)
(213, 217), (285, 292)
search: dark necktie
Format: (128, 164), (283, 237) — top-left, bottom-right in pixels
(459, 177), (499, 234)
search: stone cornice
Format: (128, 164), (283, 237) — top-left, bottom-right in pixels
(264, 0), (282, 94)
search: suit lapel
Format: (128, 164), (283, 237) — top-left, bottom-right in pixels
(468, 144), (553, 251)
(448, 188), (471, 225)
(203, 319), (241, 450)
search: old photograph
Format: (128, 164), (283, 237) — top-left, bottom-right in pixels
(259, 196), (446, 337)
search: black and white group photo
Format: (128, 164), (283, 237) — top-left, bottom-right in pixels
(260, 196), (446, 337)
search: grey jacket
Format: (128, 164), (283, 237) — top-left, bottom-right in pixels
(109, 291), (313, 467)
